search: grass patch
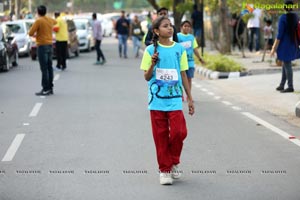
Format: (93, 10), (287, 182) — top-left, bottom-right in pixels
(195, 53), (246, 72)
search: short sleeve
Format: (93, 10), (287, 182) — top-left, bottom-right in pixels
(180, 51), (188, 71)
(140, 50), (152, 71)
(193, 38), (199, 49)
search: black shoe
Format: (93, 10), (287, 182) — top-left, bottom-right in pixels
(280, 88), (294, 93)
(276, 86), (284, 91)
(35, 89), (52, 96)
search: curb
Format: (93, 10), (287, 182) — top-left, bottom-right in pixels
(296, 101), (300, 118)
(195, 66), (248, 80)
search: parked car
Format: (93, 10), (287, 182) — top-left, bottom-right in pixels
(0, 31), (19, 71)
(30, 19), (79, 60)
(1, 19), (34, 56)
(73, 18), (95, 51)
(101, 17), (113, 37)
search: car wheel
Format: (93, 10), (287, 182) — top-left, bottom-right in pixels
(12, 53), (18, 67)
(3, 53), (10, 72)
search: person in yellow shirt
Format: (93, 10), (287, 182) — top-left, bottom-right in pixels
(29, 5), (57, 96)
(53, 11), (68, 70)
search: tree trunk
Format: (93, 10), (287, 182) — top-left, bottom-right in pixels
(173, 0), (185, 32)
(146, 0), (159, 11)
(219, 0), (231, 54)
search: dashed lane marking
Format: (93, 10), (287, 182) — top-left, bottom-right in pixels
(2, 134), (25, 162)
(29, 103), (43, 117)
(54, 74), (60, 81)
(222, 101), (233, 106)
(232, 106), (242, 111)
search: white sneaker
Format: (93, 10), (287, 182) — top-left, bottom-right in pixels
(160, 173), (173, 185)
(171, 165), (182, 179)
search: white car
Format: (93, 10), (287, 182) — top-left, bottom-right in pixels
(74, 18), (95, 51)
(1, 19), (34, 56)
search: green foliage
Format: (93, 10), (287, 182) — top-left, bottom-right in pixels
(199, 53), (245, 72)
(176, 2), (194, 13)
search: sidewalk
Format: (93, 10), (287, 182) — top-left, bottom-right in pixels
(199, 51), (300, 126)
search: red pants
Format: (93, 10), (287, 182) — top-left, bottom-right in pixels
(150, 110), (187, 172)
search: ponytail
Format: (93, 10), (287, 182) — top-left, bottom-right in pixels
(152, 33), (159, 53)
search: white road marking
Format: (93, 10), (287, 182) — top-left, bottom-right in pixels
(195, 84), (202, 88)
(214, 96), (221, 100)
(23, 123), (30, 126)
(201, 88), (208, 92)
(54, 74), (60, 81)
(207, 92), (215, 96)
(232, 106), (242, 111)
(2, 134), (25, 162)
(29, 103), (43, 117)
(242, 112), (300, 147)
(222, 101), (232, 106)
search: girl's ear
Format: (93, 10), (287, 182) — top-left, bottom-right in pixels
(153, 29), (159, 36)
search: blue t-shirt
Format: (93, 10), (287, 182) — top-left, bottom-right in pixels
(177, 33), (198, 68)
(140, 42), (188, 111)
(276, 14), (300, 61)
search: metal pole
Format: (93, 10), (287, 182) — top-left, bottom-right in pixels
(200, 2), (204, 56)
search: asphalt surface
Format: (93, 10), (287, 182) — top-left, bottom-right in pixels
(0, 38), (300, 199)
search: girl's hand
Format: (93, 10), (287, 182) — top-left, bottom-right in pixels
(151, 52), (159, 65)
(188, 101), (194, 116)
(199, 58), (206, 65)
(270, 49), (275, 57)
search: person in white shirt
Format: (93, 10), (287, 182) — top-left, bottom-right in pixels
(247, 8), (262, 52)
(263, 19), (274, 50)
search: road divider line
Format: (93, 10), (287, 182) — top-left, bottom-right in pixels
(2, 134), (25, 162)
(232, 106), (242, 111)
(222, 101), (232, 106)
(242, 112), (300, 147)
(29, 103), (43, 117)
(214, 96), (221, 100)
(54, 74), (60, 81)
(201, 88), (208, 92)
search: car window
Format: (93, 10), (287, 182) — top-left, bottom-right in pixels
(74, 21), (86, 30)
(5, 24), (25, 34)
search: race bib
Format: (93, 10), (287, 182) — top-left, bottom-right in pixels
(180, 41), (192, 49)
(156, 68), (178, 86)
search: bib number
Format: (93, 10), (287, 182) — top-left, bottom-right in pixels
(156, 68), (178, 86)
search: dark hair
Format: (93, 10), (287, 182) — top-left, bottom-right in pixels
(152, 16), (170, 53)
(54, 11), (60, 18)
(92, 13), (97, 19)
(193, 4), (198, 10)
(181, 20), (192, 27)
(157, 7), (168, 14)
(284, 1), (297, 42)
(37, 5), (47, 16)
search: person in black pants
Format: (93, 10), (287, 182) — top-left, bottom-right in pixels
(92, 13), (106, 65)
(53, 12), (68, 70)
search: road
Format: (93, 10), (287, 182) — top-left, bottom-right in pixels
(0, 38), (300, 200)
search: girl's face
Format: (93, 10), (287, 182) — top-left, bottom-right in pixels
(155, 19), (173, 38)
(181, 23), (191, 34)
